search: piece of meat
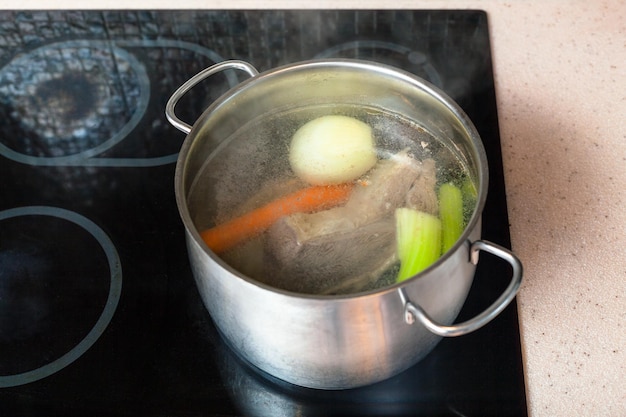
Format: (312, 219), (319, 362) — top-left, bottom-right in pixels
(263, 218), (396, 294)
(404, 158), (438, 215)
(263, 152), (438, 294)
(276, 152), (425, 240)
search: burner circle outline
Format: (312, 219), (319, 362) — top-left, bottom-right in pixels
(0, 40), (150, 166)
(0, 206), (122, 387)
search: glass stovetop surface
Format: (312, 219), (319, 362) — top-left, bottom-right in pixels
(0, 10), (527, 416)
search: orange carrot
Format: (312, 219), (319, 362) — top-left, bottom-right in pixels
(200, 182), (354, 254)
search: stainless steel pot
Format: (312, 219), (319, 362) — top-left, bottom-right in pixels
(166, 59), (522, 389)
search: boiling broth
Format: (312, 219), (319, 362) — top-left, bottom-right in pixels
(187, 104), (476, 294)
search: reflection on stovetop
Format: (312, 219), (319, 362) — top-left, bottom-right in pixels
(0, 10), (526, 416)
(0, 37), (240, 167)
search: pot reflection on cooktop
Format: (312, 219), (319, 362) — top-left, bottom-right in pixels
(0, 206), (121, 388)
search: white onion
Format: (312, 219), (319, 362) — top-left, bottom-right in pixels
(289, 115), (377, 185)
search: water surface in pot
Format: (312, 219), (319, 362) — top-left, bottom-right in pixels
(186, 103), (476, 295)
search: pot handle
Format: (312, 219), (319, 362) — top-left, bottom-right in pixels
(165, 60), (260, 134)
(399, 240), (522, 337)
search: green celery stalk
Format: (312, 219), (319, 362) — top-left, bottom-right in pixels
(461, 177), (477, 201)
(439, 182), (464, 254)
(395, 208), (442, 283)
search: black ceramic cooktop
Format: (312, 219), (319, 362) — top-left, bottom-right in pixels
(0, 10), (527, 416)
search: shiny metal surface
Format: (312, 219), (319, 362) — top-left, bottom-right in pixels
(170, 59), (523, 389)
(402, 239), (523, 337)
(165, 60), (259, 135)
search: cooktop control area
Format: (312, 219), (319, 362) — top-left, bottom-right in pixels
(0, 10), (527, 416)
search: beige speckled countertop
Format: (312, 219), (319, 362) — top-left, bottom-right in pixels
(6, 0), (626, 415)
